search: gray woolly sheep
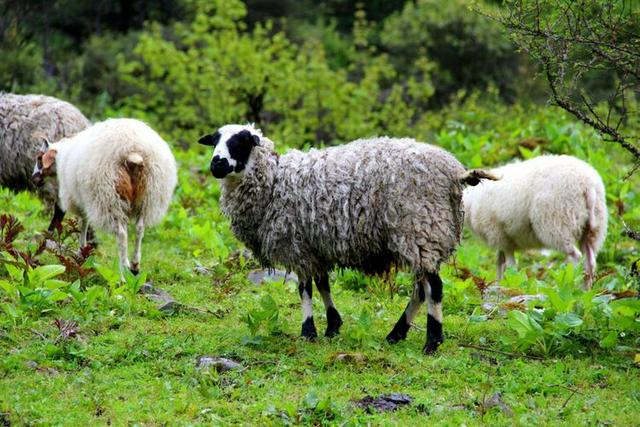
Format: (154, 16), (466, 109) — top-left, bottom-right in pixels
(33, 118), (177, 277)
(198, 124), (496, 354)
(463, 154), (607, 289)
(0, 93), (90, 230)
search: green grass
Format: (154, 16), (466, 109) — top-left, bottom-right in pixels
(1, 118), (640, 425)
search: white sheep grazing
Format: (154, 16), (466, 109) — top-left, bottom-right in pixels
(463, 154), (607, 289)
(198, 124), (497, 354)
(0, 93), (90, 231)
(32, 118), (177, 276)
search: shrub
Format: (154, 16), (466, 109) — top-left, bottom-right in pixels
(115, 0), (431, 148)
(381, 0), (524, 104)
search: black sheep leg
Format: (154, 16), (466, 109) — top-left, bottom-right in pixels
(386, 277), (426, 343)
(47, 204), (65, 233)
(299, 277), (317, 340)
(423, 271), (444, 354)
(315, 273), (343, 337)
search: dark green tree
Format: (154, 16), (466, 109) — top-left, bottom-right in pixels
(496, 0), (640, 164)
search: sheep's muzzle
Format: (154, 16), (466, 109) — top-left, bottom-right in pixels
(211, 156), (233, 179)
(31, 170), (45, 187)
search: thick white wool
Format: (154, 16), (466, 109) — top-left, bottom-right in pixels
(463, 154), (607, 281)
(53, 118), (177, 233)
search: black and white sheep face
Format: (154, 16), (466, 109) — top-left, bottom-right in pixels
(198, 124), (261, 179)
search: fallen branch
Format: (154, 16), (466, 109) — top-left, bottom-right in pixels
(560, 389), (579, 411)
(459, 343), (544, 361)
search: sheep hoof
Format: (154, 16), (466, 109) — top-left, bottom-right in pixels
(385, 329), (407, 344)
(325, 307), (343, 337)
(386, 314), (410, 343)
(422, 339), (444, 355)
(130, 264), (140, 275)
(301, 317), (317, 340)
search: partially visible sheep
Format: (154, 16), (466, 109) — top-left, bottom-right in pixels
(33, 118), (177, 276)
(0, 93), (90, 230)
(198, 124), (497, 354)
(463, 155), (607, 289)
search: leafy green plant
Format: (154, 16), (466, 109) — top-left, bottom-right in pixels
(348, 307), (380, 349)
(501, 265), (640, 356)
(0, 214), (86, 322)
(93, 259), (148, 311)
(0, 263), (69, 322)
(333, 269), (369, 292)
(242, 294), (281, 338)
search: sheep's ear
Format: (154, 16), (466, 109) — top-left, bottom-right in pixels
(198, 131), (221, 146)
(252, 134), (260, 146)
(42, 149), (57, 169)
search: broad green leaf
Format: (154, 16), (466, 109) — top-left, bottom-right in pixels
(599, 331), (618, 349)
(44, 279), (69, 290)
(555, 313), (584, 329)
(28, 265), (66, 285)
(4, 263), (24, 283)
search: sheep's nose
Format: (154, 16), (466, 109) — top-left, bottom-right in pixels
(32, 171), (44, 187)
(210, 156), (233, 179)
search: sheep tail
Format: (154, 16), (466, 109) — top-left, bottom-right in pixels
(126, 152), (144, 167)
(582, 187), (599, 288)
(117, 152), (147, 206)
(459, 169), (500, 186)
(585, 187), (598, 231)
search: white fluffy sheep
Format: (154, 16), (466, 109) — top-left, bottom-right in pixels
(463, 154), (607, 288)
(0, 93), (90, 230)
(33, 118), (177, 276)
(198, 124), (496, 354)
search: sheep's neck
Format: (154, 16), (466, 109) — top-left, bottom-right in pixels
(220, 150), (277, 256)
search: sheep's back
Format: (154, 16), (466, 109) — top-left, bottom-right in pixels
(57, 119), (176, 231)
(465, 155), (606, 250)
(261, 137), (466, 276)
(0, 93), (89, 198)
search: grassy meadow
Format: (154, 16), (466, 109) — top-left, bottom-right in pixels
(1, 104), (639, 425)
(2, 0), (640, 425)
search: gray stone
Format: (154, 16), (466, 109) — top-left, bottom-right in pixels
(354, 393), (413, 412)
(196, 356), (243, 372)
(508, 294), (546, 304)
(140, 281), (174, 304)
(247, 269), (298, 285)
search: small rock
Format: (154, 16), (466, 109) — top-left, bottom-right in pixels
(193, 262), (212, 275)
(157, 300), (181, 314)
(482, 392), (513, 417)
(450, 403), (469, 411)
(484, 285), (507, 298)
(481, 302), (498, 312)
(248, 269), (298, 285)
(196, 356), (243, 372)
(140, 281), (175, 304)
(44, 239), (68, 252)
(354, 393), (413, 412)
(332, 352), (368, 364)
(508, 294), (546, 305)
(141, 282), (209, 315)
